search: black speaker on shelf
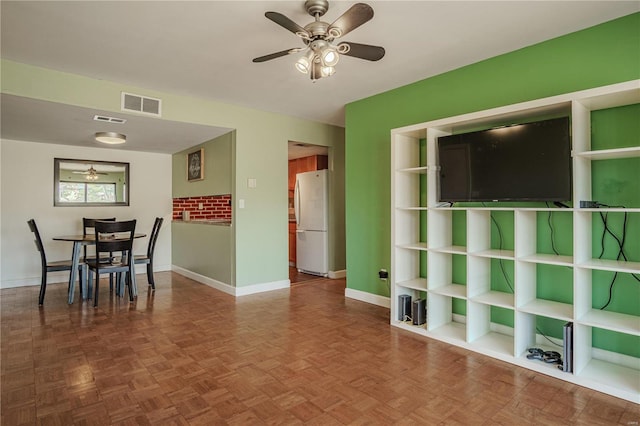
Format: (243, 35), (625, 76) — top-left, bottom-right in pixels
(412, 298), (426, 325)
(563, 322), (573, 373)
(398, 294), (411, 321)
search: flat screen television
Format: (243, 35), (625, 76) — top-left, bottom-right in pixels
(437, 116), (571, 203)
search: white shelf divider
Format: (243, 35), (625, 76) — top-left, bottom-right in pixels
(578, 258), (640, 274)
(578, 309), (640, 336)
(472, 249), (515, 260)
(396, 277), (428, 292)
(429, 283), (466, 299)
(519, 299), (574, 322)
(519, 253), (573, 266)
(429, 245), (466, 254)
(577, 146), (640, 160)
(470, 291), (515, 309)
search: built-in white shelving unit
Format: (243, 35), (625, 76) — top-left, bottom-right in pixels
(390, 80), (640, 403)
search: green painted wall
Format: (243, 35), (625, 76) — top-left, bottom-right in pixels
(172, 222), (233, 284)
(345, 14), (640, 355)
(173, 131), (234, 198)
(171, 131), (235, 285)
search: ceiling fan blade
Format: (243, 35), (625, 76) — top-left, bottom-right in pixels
(327, 3), (374, 38)
(338, 42), (385, 61)
(72, 171), (108, 175)
(265, 11), (309, 37)
(252, 48), (304, 63)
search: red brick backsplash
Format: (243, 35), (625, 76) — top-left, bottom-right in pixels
(173, 195), (232, 220)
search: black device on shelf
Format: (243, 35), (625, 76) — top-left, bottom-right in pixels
(412, 298), (426, 325)
(562, 322), (574, 373)
(437, 117), (572, 202)
(398, 294), (412, 322)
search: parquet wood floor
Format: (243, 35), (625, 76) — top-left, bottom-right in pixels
(288, 267), (320, 285)
(1, 272), (638, 425)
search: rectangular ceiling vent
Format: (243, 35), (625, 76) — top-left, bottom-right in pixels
(93, 115), (127, 124)
(121, 92), (162, 116)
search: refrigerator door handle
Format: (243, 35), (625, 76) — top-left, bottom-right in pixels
(294, 178), (301, 227)
(296, 229), (305, 233)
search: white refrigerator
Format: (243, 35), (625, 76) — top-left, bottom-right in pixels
(294, 169), (329, 276)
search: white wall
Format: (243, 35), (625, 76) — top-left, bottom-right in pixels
(0, 139), (173, 288)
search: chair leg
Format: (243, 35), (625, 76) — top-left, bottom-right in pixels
(129, 264), (138, 298)
(127, 273), (135, 302)
(84, 265), (92, 300)
(93, 272), (99, 307)
(147, 262), (155, 289)
(78, 265), (86, 299)
(116, 273), (125, 297)
(38, 271), (47, 306)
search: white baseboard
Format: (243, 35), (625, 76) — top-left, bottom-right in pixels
(171, 265), (236, 295)
(235, 279), (290, 296)
(171, 265), (290, 296)
(328, 269), (346, 279)
(345, 288), (390, 308)
(1, 276), (50, 288)
(1, 264), (172, 289)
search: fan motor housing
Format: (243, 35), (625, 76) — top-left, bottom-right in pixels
(304, 21), (330, 40)
(305, 0), (329, 17)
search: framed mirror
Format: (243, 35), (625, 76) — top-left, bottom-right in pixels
(54, 158), (129, 206)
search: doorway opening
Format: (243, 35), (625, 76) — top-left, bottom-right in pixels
(288, 141), (329, 283)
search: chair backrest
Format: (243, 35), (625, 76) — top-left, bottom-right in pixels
(147, 217), (164, 257)
(27, 219), (47, 266)
(83, 217), (116, 236)
(83, 217), (116, 258)
(94, 220), (136, 265)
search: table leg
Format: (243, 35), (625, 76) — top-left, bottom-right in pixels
(83, 264), (91, 300)
(130, 262), (138, 298)
(67, 241), (82, 304)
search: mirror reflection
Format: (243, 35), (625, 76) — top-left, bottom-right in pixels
(54, 158), (129, 206)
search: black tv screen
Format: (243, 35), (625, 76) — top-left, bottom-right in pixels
(437, 117), (571, 202)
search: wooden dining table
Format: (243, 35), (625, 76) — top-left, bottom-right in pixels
(53, 233), (146, 304)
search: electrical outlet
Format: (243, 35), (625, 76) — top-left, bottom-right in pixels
(379, 269), (388, 280)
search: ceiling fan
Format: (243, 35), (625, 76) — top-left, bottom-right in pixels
(72, 165), (107, 181)
(252, 0), (385, 81)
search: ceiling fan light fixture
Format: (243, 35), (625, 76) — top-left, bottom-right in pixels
(295, 57), (310, 74)
(85, 166), (100, 181)
(320, 65), (335, 77)
(295, 50), (316, 74)
(95, 131), (126, 145)
(320, 46), (339, 67)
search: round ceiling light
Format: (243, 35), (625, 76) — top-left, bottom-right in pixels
(95, 132), (126, 144)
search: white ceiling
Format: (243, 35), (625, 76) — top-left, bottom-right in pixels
(0, 94), (233, 154)
(1, 1), (638, 154)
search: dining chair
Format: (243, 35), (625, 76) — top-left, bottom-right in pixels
(82, 217), (116, 261)
(27, 219), (86, 305)
(83, 217), (116, 290)
(134, 217), (163, 289)
(86, 219), (137, 307)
